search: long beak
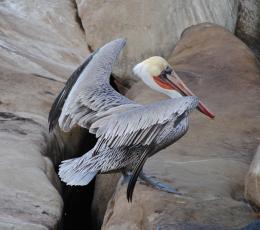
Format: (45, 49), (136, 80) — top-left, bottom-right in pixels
(164, 71), (215, 119)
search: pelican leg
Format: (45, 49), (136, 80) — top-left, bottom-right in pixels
(139, 170), (182, 195)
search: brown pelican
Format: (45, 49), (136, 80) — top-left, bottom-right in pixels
(49, 39), (214, 201)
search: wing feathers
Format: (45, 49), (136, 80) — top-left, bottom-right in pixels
(48, 51), (97, 131)
(127, 150), (149, 202)
(58, 149), (98, 186)
(91, 96), (199, 152)
(49, 39), (137, 132)
(58, 39), (130, 132)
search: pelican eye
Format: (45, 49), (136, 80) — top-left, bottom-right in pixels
(161, 66), (172, 77)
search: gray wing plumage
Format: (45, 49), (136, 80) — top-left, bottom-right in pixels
(88, 96), (198, 201)
(48, 50), (99, 131)
(58, 96), (198, 185)
(90, 96), (199, 152)
(58, 95), (198, 193)
(49, 38), (136, 132)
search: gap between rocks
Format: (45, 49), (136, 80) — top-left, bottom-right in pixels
(61, 132), (96, 230)
(52, 2), (97, 228)
(45, 127), (97, 230)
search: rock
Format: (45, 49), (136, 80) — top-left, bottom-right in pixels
(0, 222), (48, 230)
(0, 0), (89, 229)
(91, 174), (121, 229)
(0, 0), (88, 80)
(245, 145), (260, 209)
(101, 23), (260, 229)
(0, 112), (63, 229)
(76, 0), (238, 82)
(236, 0), (260, 59)
(240, 220), (260, 230)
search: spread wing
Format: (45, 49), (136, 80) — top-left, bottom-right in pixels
(90, 96), (199, 152)
(48, 38), (136, 132)
(48, 50), (99, 131)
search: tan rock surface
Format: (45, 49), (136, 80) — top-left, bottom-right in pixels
(76, 0), (238, 82)
(0, 0), (87, 81)
(0, 0), (88, 229)
(91, 174), (121, 229)
(245, 145), (260, 209)
(101, 23), (260, 229)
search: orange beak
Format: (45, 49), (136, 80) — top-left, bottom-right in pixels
(158, 70), (215, 119)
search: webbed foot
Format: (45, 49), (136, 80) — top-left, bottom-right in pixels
(139, 170), (182, 195)
(120, 170), (131, 185)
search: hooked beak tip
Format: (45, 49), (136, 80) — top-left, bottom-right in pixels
(163, 72), (215, 119)
(197, 101), (215, 119)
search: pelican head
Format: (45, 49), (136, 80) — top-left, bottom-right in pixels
(133, 56), (214, 119)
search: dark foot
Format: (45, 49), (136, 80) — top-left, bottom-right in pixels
(120, 170), (131, 185)
(139, 170), (182, 195)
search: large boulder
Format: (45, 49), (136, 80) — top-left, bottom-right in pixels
(100, 23), (260, 229)
(76, 0), (238, 82)
(0, 0), (88, 229)
(236, 0), (260, 59)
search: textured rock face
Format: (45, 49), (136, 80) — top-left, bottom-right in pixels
(236, 0), (260, 59)
(245, 145), (260, 209)
(0, 0), (87, 81)
(101, 23), (260, 229)
(0, 109), (62, 229)
(91, 174), (121, 229)
(0, 0), (88, 229)
(76, 0), (238, 82)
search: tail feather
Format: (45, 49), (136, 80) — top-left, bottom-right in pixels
(58, 151), (97, 186)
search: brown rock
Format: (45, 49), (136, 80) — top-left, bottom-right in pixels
(0, 0), (87, 81)
(0, 0), (89, 229)
(91, 174), (121, 229)
(245, 145), (260, 209)
(101, 23), (260, 229)
(76, 0), (238, 81)
(236, 0), (260, 59)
